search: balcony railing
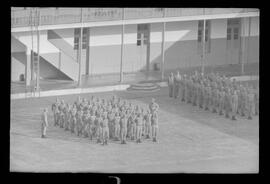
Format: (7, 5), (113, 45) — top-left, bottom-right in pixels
(11, 8), (259, 28)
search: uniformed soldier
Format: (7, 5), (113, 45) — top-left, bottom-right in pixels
(59, 100), (66, 128)
(144, 109), (152, 139)
(114, 112), (121, 141)
(203, 83), (210, 111)
(95, 113), (103, 143)
(130, 111), (136, 140)
(101, 115), (109, 145)
(141, 108), (146, 137)
(192, 79), (199, 106)
(168, 73), (174, 98)
(212, 85), (218, 113)
(83, 110), (91, 137)
(54, 102), (60, 126)
(219, 87), (225, 116)
(41, 108), (48, 138)
(198, 81), (204, 108)
(254, 85), (259, 116)
(174, 71), (181, 99)
(120, 112), (128, 144)
(151, 110), (158, 142)
(247, 88), (255, 120)
(224, 89), (231, 118)
(149, 98), (159, 114)
(136, 112), (143, 143)
(231, 90), (238, 120)
(64, 105), (71, 131)
(76, 109), (83, 136)
(242, 87), (248, 117)
(184, 75), (188, 102)
(179, 74), (185, 102)
(70, 106), (77, 133)
(108, 110), (115, 139)
(52, 98), (59, 126)
(89, 110), (96, 140)
(186, 77), (191, 103)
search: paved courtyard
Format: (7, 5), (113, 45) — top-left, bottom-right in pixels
(10, 87), (259, 173)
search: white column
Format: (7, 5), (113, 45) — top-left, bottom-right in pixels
(25, 48), (31, 86)
(247, 17), (251, 64)
(241, 17), (247, 75)
(120, 8), (124, 82)
(161, 9), (166, 80)
(201, 19), (206, 75)
(78, 28), (83, 86)
(37, 29), (40, 91)
(161, 22), (165, 80)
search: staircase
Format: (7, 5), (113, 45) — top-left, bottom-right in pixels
(12, 33), (79, 81)
(12, 52), (71, 80)
(47, 30), (77, 61)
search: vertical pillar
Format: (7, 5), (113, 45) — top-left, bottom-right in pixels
(86, 28), (90, 75)
(201, 19), (206, 75)
(36, 29), (40, 91)
(25, 48), (31, 86)
(78, 8), (83, 86)
(247, 17), (251, 64)
(78, 27), (83, 86)
(241, 17), (247, 75)
(120, 8), (125, 82)
(161, 8), (166, 80)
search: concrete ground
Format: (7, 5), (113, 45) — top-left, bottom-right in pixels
(10, 87), (259, 173)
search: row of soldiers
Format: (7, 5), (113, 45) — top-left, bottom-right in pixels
(168, 71), (259, 120)
(51, 96), (159, 145)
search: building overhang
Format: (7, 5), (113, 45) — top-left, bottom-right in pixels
(11, 11), (259, 33)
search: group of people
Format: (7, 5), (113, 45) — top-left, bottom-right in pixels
(168, 71), (259, 120)
(50, 95), (159, 145)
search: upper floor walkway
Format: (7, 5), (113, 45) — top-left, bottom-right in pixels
(11, 8), (259, 32)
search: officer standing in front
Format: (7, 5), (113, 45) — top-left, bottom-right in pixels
(41, 108), (48, 138)
(168, 73), (174, 98)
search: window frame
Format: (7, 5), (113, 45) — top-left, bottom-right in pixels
(197, 20), (211, 54)
(74, 28), (88, 50)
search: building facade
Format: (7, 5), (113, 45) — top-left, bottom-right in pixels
(11, 8), (259, 86)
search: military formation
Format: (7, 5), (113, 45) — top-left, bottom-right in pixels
(168, 71), (259, 120)
(51, 96), (159, 145)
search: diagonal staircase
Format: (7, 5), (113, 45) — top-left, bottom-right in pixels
(12, 33), (79, 81)
(47, 30), (77, 61)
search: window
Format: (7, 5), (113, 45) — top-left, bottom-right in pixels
(233, 27), (239, 40)
(74, 28), (88, 50)
(198, 29), (202, 42)
(227, 28), (231, 40)
(137, 24), (149, 46)
(198, 20), (211, 53)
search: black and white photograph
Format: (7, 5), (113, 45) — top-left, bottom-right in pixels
(10, 7), (259, 173)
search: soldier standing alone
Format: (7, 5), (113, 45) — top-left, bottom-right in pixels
(41, 108), (48, 138)
(168, 73), (174, 98)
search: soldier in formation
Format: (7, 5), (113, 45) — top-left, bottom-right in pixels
(51, 95), (159, 145)
(168, 71), (259, 121)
